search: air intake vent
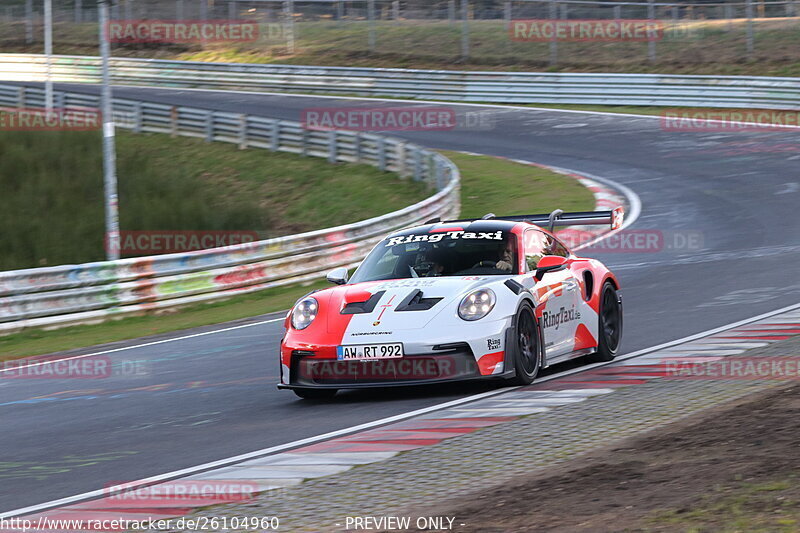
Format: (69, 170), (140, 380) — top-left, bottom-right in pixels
(341, 291), (385, 314)
(396, 289), (442, 312)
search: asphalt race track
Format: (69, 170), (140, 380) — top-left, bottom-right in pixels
(1, 83), (799, 513)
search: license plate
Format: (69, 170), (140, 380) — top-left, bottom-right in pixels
(336, 343), (404, 361)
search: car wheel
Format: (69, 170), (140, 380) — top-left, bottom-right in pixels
(293, 388), (338, 400)
(509, 301), (541, 385)
(587, 281), (622, 363)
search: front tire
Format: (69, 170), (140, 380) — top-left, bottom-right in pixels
(587, 281), (622, 363)
(293, 388), (338, 400)
(508, 301), (541, 385)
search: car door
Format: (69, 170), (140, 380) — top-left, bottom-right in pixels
(523, 228), (582, 358)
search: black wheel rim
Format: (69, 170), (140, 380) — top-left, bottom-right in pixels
(601, 289), (621, 351)
(517, 309), (539, 375)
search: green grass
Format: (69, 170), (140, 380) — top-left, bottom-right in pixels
(0, 130), (427, 270)
(3, 18), (800, 76)
(0, 151), (594, 360)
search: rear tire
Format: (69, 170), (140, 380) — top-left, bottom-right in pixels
(293, 388), (338, 400)
(508, 301), (541, 386)
(587, 281), (622, 363)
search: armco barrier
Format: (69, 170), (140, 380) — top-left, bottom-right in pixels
(1, 54), (800, 109)
(0, 84), (460, 333)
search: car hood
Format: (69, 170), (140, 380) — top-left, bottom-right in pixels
(320, 276), (504, 333)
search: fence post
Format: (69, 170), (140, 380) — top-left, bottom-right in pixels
(647, 0), (656, 61)
(368, 0), (376, 52)
(238, 114), (248, 149)
(205, 110), (214, 142)
(133, 101), (142, 133)
(378, 137), (387, 171)
(504, 1), (511, 30)
(354, 132), (363, 163)
(328, 130), (338, 163)
(448, 0), (455, 24)
(284, 0), (295, 54)
(74, 0), (82, 23)
(549, 0), (558, 66)
(25, 0), (33, 44)
(170, 106), (179, 137)
(17, 87), (25, 108)
(461, 0), (469, 60)
(271, 120), (280, 151)
(745, 0), (754, 55)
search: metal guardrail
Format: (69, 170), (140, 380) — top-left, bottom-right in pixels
(1, 54), (799, 109)
(0, 84), (460, 333)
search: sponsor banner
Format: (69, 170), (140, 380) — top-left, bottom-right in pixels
(559, 229), (704, 253)
(661, 357), (800, 380)
(301, 107), (497, 132)
(115, 230), (260, 256)
(510, 19), (664, 42)
(299, 356), (461, 381)
(0, 107), (101, 131)
(660, 109), (800, 132)
(107, 20), (259, 43)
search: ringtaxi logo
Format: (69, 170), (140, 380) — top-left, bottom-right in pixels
(107, 20), (258, 43)
(0, 107), (101, 131)
(660, 109), (800, 132)
(511, 19), (664, 41)
(115, 230), (260, 256)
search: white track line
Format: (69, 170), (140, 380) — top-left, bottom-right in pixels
(3, 300), (799, 520)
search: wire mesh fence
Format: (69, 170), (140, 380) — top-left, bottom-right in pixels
(1, 0), (799, 69)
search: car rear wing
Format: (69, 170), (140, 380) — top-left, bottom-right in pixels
(436, 207), (624, 232)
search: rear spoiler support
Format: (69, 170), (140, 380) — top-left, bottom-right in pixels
(449, 207), (625, 232)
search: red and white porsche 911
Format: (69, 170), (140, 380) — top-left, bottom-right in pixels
(278, 209), (624, 399)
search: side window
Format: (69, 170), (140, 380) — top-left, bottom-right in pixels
(524, 229), (569, 271)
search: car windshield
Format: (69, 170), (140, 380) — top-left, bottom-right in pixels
(349, 230), (518, 283)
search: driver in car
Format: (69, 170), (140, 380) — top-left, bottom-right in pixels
(496, 240), (515, 272)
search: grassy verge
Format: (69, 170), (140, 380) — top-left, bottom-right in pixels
(3, 18), (800, 76)
(0, 130), (427, 270)
(0, 151), (595, 360)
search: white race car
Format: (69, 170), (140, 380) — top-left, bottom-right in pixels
(278, 210), (624, 399)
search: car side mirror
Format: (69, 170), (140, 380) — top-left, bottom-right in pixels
(326, 267), (349, 285)
(535, 256), (568, 281)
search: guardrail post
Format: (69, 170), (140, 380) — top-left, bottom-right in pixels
(238, 114), (248, 149)
(368, 0), (376, 52)
(392, 0), (400, 23)
(448, 0), (456, 24)
(336, 0), (344, 26)
(397, 142), (407, 177)
(460, 0), (470, 60)
(228, 0), (237, 20)
(17, 87), (25, 108)
(549, 0), (558, 65)
(434, 159), (444, 190)
(647, 0), (656, 62)
(271, 120), (280, 151)
(301, 127), (308, 156)
(378, 137), (387, 171)
(55, 91), (65, 109)
(199, 0), (207, 22)
(745, 0), (754, 55)
(504, 1), (511, 30)
(354, 132), (363, 163)
(176, 0), (184, 21)
(284, 0), (295, 54)
(25, 0), (33, 44)
(74, 0), (82, 23)
(413, 148), (422, 181)
(614, 5), (621, 19)
(205, 110), (214, 142)
(170, 106), (178, 137)
(133, 101), (142, 132)
(426, 153), (436, 189)
(328, 130), (338, 163)
(124, 0), (132, 21)
(559, 3), (567, 19)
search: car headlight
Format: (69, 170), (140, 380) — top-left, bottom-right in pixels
(291, 297), (318, 330)
(458, 289), (496, 321)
